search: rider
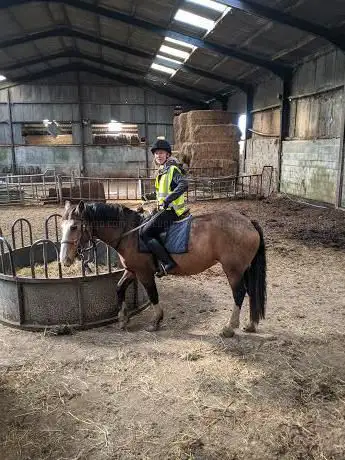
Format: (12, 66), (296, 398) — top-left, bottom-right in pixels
(140, 139), (188, 277)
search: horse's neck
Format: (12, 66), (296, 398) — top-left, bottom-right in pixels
(92, 211), (142, 249)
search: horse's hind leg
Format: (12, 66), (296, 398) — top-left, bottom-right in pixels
(222, 269), (247, 338)
(137, 272), (163, 332)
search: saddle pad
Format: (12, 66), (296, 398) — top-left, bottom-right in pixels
(139, 215), (193, 254)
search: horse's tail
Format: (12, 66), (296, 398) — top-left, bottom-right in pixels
(248, 220), (267, 324)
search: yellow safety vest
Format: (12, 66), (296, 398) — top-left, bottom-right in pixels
(155, 165), (187, 216)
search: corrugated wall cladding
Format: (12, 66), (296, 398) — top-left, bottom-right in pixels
(289, 88), (343, 139)
(0, 125), (11, 144)
(0, 147), (11, 173)
(81, 86), (145, 104)
(10, 85), (79, 103)
(82, 104), (146, 123)
(0, 82), (180, 145)
(11, 104), (81, 122)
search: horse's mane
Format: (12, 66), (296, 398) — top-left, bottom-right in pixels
(80, 202), (141, 227)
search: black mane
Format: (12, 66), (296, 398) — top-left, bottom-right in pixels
(81, 202), (141, 228)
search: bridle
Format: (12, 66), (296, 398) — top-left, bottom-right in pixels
(60, 221), (94, 262)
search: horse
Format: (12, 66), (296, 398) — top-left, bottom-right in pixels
(60, 200), (267, 337)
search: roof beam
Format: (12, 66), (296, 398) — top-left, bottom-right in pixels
(219, 0), (345, 50)
(0, 26), (250, 92)
(0, 62), (208, 107)
(0, 0), (289, 76)
(1, 49), (224, 101)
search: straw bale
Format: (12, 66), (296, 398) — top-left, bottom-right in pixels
(187, 110), (233, 127)
(178, 112), (189, 144)
(190, 124), (242, 142)
(173, 117), (180, 150)
(189, 159), (238, 177)
(181, 142), (240, 162)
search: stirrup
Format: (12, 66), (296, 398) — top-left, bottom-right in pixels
(155, 263), (169, 278)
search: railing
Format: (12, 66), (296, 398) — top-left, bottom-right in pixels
(0, 169), (59, 205)
(0, 213), (119, 279)
(0, 167), (274, 205)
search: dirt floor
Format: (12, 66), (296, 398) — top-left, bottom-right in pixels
(1, 197), (345, 460)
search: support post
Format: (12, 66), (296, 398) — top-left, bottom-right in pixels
(144, 90), (149, 176)
(277, 77), (292, 192)
(221, 96), (229, 112)
(243, 88), (254, 173)
(76, 71), (86, 176)
(336, 84), (345, 208)
(7, 88), (16, 174)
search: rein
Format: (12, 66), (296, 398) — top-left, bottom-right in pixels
(111, 209), (164, 250)
(61, 209), (164, 255)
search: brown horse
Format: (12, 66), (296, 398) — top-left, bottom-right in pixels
(60, 201), (266, 336)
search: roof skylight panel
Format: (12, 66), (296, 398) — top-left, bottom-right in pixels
(185, 0), (228, 13)
(174, 9), (216, 31)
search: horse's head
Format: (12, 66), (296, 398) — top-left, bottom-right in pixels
(60, 200), (92, 267)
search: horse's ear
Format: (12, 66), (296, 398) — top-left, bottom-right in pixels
(76, 200), (85, 215)
(64, 200), (71, 211)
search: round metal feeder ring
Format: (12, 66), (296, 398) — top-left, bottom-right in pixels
(0, 215), (149, 331)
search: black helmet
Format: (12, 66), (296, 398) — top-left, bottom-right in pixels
(151, 139), (172, 155)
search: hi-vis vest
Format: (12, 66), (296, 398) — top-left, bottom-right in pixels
(155, 165), (187, 216)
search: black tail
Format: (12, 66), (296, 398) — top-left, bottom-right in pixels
(247, 220), (267, 324)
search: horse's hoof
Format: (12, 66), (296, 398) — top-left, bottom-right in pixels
(243, 323), (257, 333)
(145, 323), (159, 332)
(221, 326), (235, 338)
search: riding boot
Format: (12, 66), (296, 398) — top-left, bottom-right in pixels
(146, 238), (177, 277)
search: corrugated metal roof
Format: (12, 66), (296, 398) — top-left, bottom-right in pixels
(0, 0), (344, 103)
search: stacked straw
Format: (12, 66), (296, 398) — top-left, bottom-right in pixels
(173, 110), (241, 176)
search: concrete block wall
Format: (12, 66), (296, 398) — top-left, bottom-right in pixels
(245, 138), (280, 190)
(14, 146), (82, 176)
(85, 146), (146, 177)
(280, 139), (339, 203)
(0, 145), (147, 177)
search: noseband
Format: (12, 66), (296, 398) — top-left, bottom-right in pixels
(60, 221), (94, 261)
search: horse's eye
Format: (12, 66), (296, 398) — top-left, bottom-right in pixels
(70, 225), (77, 231)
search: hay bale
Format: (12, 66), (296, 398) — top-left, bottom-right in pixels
(191, 159), (238, 176)
(181, 142), (240, 162)
(190, 124), (242, 143)
(173, 117), (180, 150)
(187, 110), (234, 126)
(178, 112), (189, 144)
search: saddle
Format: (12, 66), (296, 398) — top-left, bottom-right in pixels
(138, 211), (193, 254)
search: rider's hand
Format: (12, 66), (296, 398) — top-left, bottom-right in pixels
(162, 200), (169, 210)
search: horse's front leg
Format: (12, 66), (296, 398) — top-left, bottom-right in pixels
(137, 271), (163, 332)
(116, 270), (136, 329)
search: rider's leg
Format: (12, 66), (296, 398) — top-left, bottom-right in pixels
(140, 210), (178, 276)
